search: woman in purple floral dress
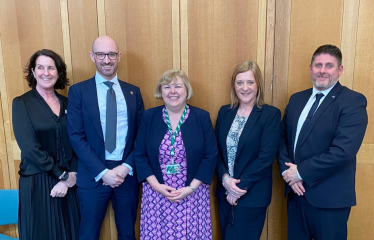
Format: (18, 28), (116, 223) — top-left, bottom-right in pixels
(134, 70), (217, 239)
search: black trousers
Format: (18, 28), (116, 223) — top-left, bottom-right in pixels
(287, 192), (351, 240)
(219, 200), (267, 240)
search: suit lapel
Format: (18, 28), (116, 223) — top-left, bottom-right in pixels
(119, 80), (134, 142)
(291, 89), (312, 148)
(221, 107), (238, 165)
(82, 78), (104, 141)
(296, 82), (342, 148)
(151, 107), (167, 176)
(235, 106), (261, 159)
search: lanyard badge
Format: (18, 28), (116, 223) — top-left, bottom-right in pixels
(164, 105), (188, 174)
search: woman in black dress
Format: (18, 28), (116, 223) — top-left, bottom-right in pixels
(12, 49), (79, 240)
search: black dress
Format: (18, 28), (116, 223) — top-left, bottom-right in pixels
(12, 89), (79, 240)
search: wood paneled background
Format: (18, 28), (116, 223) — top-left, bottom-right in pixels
(0, 0), (372, 239)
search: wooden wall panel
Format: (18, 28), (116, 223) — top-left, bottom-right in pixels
(187, 0), (259, 123)
(271, 0), (292, 238)
(0, 26), (9, 191)
(347, 0), (374, 239)
(354, 0), (374, 144)
(67, 0), (98, 84)
(287, 0), (343, 98)
(105, 0), (173, 110)
(0, 0), (24, 194)
(340, 0), (359, 89)
(1, 0), (373, 239)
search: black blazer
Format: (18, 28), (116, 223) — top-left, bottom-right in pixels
(215, 104), (281, 207)
(278, 82), (368, 208)
(134, 105), (217, 186)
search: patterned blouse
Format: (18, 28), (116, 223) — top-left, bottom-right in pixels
(226, 114), (248, 177)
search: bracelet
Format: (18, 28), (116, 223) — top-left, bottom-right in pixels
(188, 185), (196, 193)
(222, 175), (230, 189)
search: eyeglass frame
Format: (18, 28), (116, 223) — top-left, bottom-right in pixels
(94, 52), (119, 60)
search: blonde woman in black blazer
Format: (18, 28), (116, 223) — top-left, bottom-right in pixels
(215, 61), (280, 240)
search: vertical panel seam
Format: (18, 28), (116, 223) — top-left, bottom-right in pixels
(60, 0), (74, 86)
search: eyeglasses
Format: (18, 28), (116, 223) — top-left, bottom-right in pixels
(94, 52), (118, 60)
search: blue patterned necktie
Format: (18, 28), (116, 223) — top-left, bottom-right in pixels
(103, 81), (117, 153)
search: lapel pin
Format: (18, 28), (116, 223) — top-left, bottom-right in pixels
(130, 91), (133, 95)
(332, 96), (335, 98)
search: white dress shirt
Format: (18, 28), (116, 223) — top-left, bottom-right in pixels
(94, 72), (132, 181)
(291, 84), (335, 180)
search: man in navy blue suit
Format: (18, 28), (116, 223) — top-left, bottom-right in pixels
(67, 36), (144, 240)
(278, 44), (368, 240)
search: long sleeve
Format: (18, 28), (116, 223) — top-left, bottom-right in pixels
(237, 108), (281, 191)
(67, 85), (107, 179)
(123, 86), (145, 169)
(134, 112), (155, 182)
(298, 93), (368, 187)
(13, 96), (64, 178)
(215, 106), (229, 181)
(192, 111), (218, 184)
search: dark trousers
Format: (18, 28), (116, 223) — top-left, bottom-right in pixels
(77, 161), (139, 240)
(287, 192), (351, 240)
(219, 200), (267, 240)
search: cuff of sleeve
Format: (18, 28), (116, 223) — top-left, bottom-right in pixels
(52, 164), (64, 179)
(297, 169), (302, 180)
(122, 163), (133, 176)
(95, 169), (108, 182)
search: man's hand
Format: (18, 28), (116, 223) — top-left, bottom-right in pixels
(290, 181), (305, 196)
(283, 162), (301, 185)
(112, 165), (130, 179)
(50, 181), (68, 197)
(102, 170), (124, 188)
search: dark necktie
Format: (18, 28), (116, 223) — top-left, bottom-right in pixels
(103, 81), (117, 153)
(302, 92), (324, 127)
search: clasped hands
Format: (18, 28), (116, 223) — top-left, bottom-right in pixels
(283, 162), (305, 196)
(102, 165), (130, 188)
(50, 172), (77, 198)
(155, 184), (193, 203)
(224, 176), (247, 206)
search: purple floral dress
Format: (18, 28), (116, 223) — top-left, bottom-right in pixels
(140, 107), (212, 240)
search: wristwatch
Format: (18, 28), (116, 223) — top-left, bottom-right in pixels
(59, 171), (69, 181)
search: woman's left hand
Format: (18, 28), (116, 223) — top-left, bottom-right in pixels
(50, 181), (68, 197)
(226, 192), (239, 206)
(167, 187), (193, 203)
(64, 172), (77, 188)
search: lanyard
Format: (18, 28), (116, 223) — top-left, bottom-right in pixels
(164, 105), (188, 164)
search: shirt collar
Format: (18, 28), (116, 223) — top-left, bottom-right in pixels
(312, 82), (336, 97)
(95, 72), (119, 85)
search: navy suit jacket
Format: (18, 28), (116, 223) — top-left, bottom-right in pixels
(278, 82), (368, 208)
(215, 104), (281, 207)
(67, 77), (144, 189)
(134, 105), (217, 186)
